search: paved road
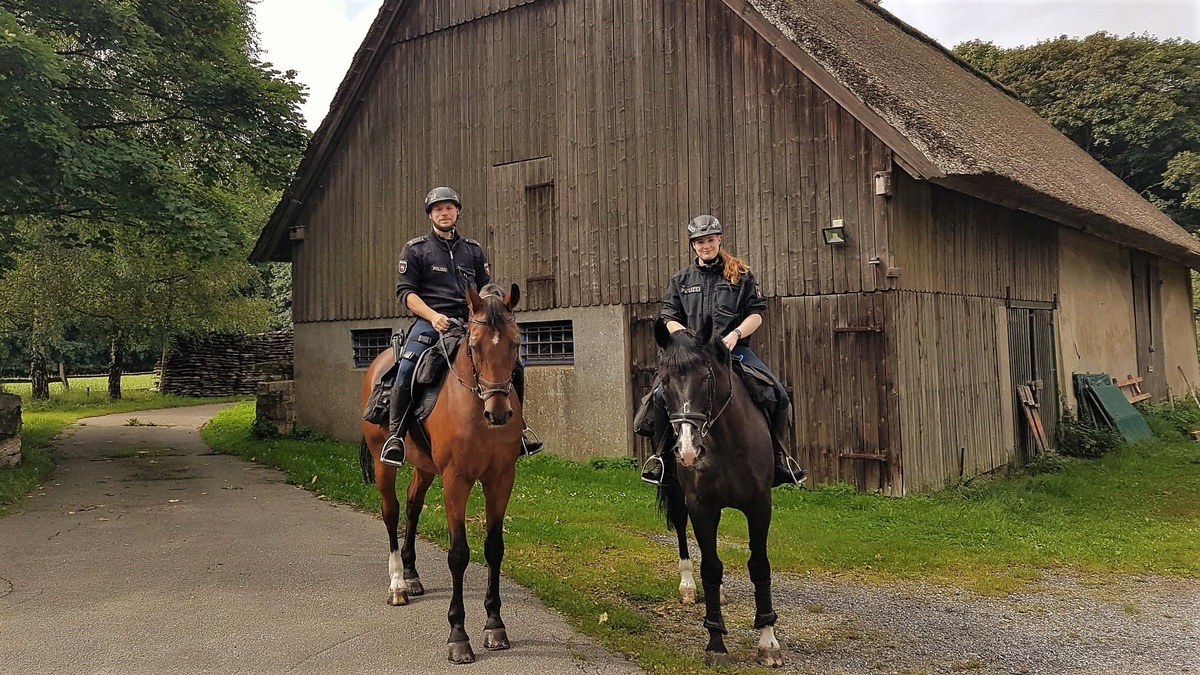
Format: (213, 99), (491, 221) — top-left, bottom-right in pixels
(0, 405), (644, 675)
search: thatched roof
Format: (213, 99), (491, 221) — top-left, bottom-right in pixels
(746, 0), (1200, 266)
(251, 0), (1200, 268)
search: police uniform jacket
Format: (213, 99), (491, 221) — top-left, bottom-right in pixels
(396, 230), (491, 319)
(661, 256), (766, 346)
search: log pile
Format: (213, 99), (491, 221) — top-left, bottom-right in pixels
(158, 331), (294, 398)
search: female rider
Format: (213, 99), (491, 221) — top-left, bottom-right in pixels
(640, 214), (804, 487)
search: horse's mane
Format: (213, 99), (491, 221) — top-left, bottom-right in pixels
(477, 283), (513, 330)
(659, 330), (726, 377)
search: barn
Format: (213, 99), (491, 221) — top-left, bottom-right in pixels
(250, 0), (1200, 494)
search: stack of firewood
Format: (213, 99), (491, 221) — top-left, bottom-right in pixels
(158, 331), (294, 397)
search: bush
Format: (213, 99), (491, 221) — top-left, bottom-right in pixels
(1140, 400), (1200, 440)
(1056, 412), (1123, 459)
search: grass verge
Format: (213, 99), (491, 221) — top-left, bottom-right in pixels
(202, 401), (1200, 672)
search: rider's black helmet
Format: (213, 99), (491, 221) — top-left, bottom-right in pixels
(425, 186), (462, 214)
(686, 215), (722, 241)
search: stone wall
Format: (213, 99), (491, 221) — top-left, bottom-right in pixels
(0, 392), (22, 467)
(255, 380), (296, 436)
(159, 331), (293, 398)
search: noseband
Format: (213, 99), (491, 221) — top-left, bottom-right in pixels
(442, 310), (517, 402)
(667, 355), (735, 439)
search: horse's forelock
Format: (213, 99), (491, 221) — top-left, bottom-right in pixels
(475, 284), (514, 333)
(659, 332), (710, 377)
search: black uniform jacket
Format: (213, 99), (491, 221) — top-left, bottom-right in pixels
(396, 230), (491, 319)
(660, 256), (766, 345)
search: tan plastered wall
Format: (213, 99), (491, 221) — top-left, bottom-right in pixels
(293, 305), (633, 458)
(1056, 228), (1137, 412)
(1160, 262), (1200, 398)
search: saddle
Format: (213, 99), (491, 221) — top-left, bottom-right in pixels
(361, 326), (466, 428)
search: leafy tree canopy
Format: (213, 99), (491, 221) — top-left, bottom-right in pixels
(0, 0), (309, 258)
(955, 33), (1200, 232)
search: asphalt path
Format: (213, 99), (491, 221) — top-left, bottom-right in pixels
(0, 404), (645, 674)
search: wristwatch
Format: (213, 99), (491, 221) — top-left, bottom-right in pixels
(732, 328), (743, 338)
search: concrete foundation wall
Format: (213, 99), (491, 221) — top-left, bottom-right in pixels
(1056, 229), (1138, 411)
(294, 305), (632, 458)
(0, 392), (22, 467)
(1160, 263), (1200, 399)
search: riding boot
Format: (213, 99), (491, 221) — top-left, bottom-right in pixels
(639, 401), (671, 485)
(512, 363), (543, 456)
(381, 374), (414, 467)
(768, 409), (805, 487)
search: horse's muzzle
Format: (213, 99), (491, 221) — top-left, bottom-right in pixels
(483, 403), (513, 427)
(674, 422), (705, 467)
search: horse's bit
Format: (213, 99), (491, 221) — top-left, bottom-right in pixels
(667, 355), (735, 438)
(440, 314), (518, 402)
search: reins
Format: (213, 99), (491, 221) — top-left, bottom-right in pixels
(440, 303), (518, 402)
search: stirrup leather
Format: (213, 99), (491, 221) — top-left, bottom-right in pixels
(640, 454), (666, 486)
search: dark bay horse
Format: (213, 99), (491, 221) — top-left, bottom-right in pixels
(360, 283), (523, 664)
(653, 317), (783, 668)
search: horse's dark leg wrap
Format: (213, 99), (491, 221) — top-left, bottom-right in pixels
(447, 523), (471, 646)
(746, 500), (777, 629)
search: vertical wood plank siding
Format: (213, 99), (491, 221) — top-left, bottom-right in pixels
(288, 0), (1063, 492)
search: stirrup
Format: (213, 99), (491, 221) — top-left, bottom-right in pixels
(380, 435), (406, 467)
(777, 455), (806, 486)
(640, 455), (665, 486)
(520, 427), (544, 456)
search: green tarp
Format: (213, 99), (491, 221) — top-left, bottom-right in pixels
(1073, 373), (1153, 442)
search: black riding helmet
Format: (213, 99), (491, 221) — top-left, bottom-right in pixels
(686, 214), (722, 241)
(425, 186), (462, 214)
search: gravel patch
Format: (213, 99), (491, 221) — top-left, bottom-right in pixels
(648, 567), (1199, 674)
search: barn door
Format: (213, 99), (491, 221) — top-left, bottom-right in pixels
(1130, 251), (1166, 397)
(1007, 306), (1058, 458)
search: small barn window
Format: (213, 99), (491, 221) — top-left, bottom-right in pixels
(351, 328), (392, 368)
(520, 320), (574, 365)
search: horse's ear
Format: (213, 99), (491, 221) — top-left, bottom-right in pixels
(505, 283), (520, 310)
(466, 284), (483, 314)
(654, 318), (672, 348)
(697, 316), (714, 345)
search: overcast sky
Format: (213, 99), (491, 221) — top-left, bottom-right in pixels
(252, 0), (1200, 131)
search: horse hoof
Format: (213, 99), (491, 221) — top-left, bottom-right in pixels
(679, 587), (696, 604)
(483, 628), (510, 651)
(757, 646), (784, 667)
(704, 651), (732, 667)
(387, 590), (409, 606)
(406, 578), (425, 596)
(448, 641), (475, 664)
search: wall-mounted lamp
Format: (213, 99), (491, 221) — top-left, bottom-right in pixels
(288, 225), (306, 241)
(822, 219), (847, 246)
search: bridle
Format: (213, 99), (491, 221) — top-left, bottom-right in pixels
(440, 304), (518, 403)
(666, 353), (735, 439)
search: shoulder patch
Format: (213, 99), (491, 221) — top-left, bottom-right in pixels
(462, 237), (482, 247)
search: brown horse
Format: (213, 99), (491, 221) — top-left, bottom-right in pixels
(359, 283), (523, 664)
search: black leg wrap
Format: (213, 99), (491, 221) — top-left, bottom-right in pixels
(754, 610), (778, 630)
(703, 617), (728, 635)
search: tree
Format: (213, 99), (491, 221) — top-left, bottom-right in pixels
(955, 33), (1200, 232)
(0, 0), (308, 259)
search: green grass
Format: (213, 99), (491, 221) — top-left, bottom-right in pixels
(201, 401), (1200, 672)
(0, 376), (247, 516)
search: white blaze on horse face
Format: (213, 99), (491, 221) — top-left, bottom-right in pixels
(678, 401), (699, 466)
(491, 331), (499, 346)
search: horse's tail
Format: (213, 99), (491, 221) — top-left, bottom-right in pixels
(359, 436), (376, 485)
(656, 478), (686, 533)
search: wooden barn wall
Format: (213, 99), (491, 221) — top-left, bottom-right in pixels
(291, 0), (896, 323)
(891, 171), (1058, 302)
(888, 292), (1014, 493)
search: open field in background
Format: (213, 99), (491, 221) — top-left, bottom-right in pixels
(201, 401), (1200, 672)
(0, 377), (247, 516)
